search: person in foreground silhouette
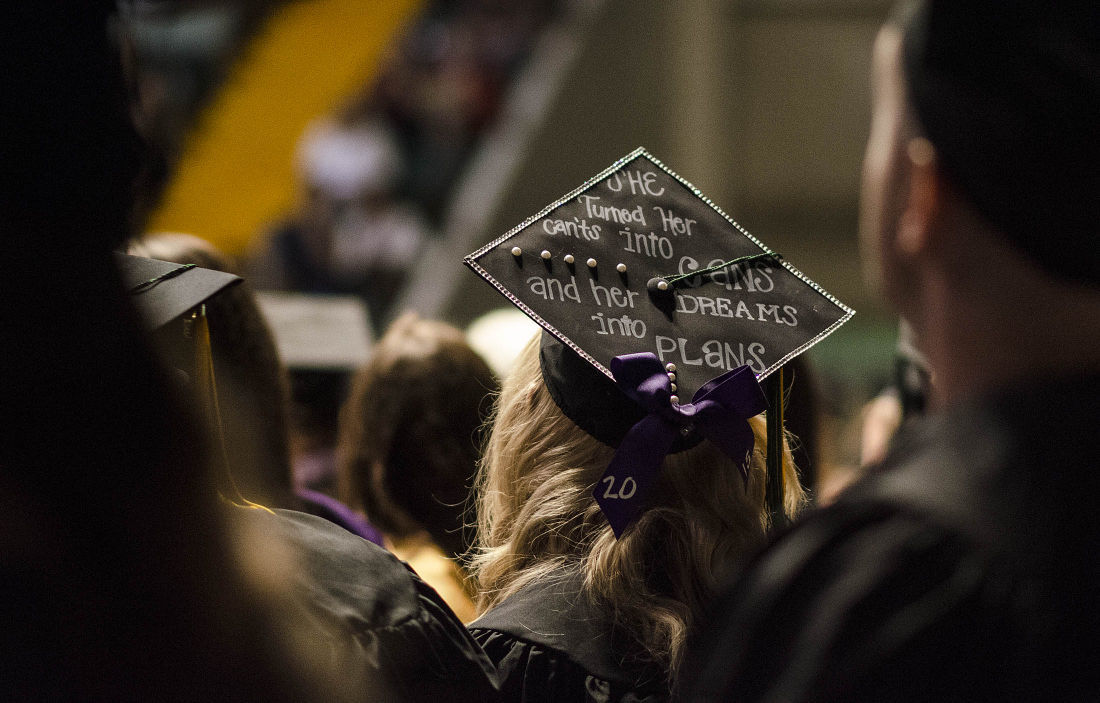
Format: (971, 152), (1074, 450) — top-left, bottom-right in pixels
(0, 5), (496, 700)
(679, 1), (1100, 700)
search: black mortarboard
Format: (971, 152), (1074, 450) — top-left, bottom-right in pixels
(465, 148), (853, 535)
(116, 252), (254, 503)
(116, 253), (242, 329)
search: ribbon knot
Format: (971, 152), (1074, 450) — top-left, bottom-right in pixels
(593, 352), (767, 537)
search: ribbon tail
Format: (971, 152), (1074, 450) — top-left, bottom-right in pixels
(594, 414), (679, 537)
(698, 416), (756, 487)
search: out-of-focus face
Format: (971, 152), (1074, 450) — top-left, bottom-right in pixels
(858, 26), (912, 308)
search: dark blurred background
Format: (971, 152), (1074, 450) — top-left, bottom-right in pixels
(130, 0), (897, 490)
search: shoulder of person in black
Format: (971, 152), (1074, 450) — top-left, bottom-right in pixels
(677, 372), (1100, 702)
(469, 567), (671, 703)
(244, 508), (499, 703)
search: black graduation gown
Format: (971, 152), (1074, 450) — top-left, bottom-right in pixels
(469, 569), (670, 703)
(249, 509), (498, 702)
(678, 372), (1100, 701)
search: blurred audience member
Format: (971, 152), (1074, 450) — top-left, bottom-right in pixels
(130, 233), (293, 506)
(130, 233), (382, 543)
(679, 1), (1100, 699)
(339, 313), (497, 622)
(0, 4), (357, 699)
(858, 318), (929, 472)
(1, 5), (498, 700)
(285, 370), (348, 492)
(248, 117), (429, 325)
(371, 0), (560, 220)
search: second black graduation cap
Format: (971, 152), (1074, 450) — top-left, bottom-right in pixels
(465, 148), (852, 420)
(115, 253), (242, 329)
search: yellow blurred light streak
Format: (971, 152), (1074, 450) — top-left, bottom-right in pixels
(149, 0), (422, 256)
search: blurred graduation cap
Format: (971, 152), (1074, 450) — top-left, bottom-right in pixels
(465, 148), (853, 534)
(254, 293), (373, 475)
(253, 292), (373, 371)
(117, 252), (250, 500)
(116, 252), (241, 329)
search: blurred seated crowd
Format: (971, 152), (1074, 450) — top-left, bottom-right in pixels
(4, 0), (1098, 701)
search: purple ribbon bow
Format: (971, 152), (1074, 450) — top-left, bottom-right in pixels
(593, 353), (767, 537)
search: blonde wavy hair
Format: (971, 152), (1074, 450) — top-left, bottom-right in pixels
(469, 335), (805, 675)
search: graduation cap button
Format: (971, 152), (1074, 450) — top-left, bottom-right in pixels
(647, 277), (670, 293)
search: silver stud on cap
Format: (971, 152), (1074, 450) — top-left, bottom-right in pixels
(541, 250), (552, 260)
(616, 263), (627, 273)
(586, 257), (598, 268)
(665, 363), (676, 373)
(511, 246), (522, 257)
(670, 395), (680, 405)
(563, 254), (575, 264)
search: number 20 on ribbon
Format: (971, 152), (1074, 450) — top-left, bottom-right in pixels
(600, 475), (637, 500)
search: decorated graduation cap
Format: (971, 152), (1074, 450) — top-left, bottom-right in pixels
(465, 148), (853, 535)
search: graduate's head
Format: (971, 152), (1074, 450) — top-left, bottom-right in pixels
(339, 313), (497, 560)
(465, 149), (847, 672)
(861, 1), (1100, 310)
(129, 233), (294, 506)
(472, 334), (804, 670)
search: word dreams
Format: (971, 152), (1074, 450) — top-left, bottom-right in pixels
(676, 294), (799, 326)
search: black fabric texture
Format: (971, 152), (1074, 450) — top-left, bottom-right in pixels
(253, 509), (499, 702)
(901, 0), (1100, 285)
(677, 372), (1100, 701)
(539, 332), (701, 452)
(470, 567), (669, 702)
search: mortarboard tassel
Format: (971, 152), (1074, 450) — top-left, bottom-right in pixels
(191, 305), (273, 513)
(765, 365), (788, 530)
